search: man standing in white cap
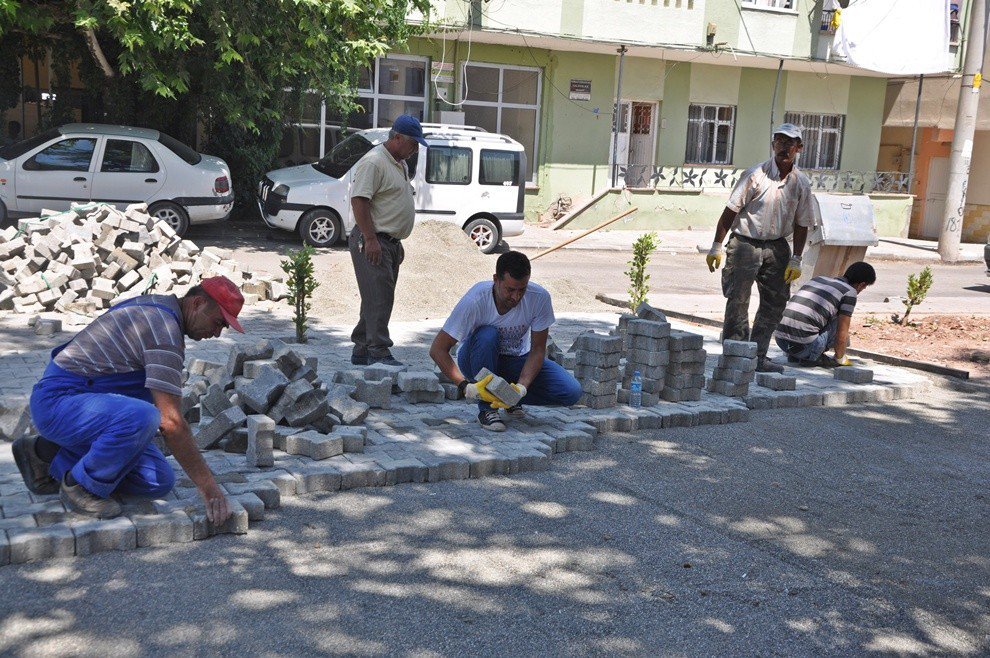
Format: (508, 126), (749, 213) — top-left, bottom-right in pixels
(705, 123), (815, 373)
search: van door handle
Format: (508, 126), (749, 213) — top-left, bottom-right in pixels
(145, 178), (158, 183)
(73, 176), (86, 182)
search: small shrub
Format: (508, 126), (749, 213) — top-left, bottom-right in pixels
(625, 232), (659, 313)
(281, 245), (320, 343)
(893, 266), (933, 326)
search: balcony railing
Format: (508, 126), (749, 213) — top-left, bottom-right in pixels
(614, 165), (913, 194)
(820, 9), (837, 33)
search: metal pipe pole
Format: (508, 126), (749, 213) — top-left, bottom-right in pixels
(610, 45), (627, 189)
(770, 59), (784, 134)
(939, 0), (987, 261)
(907, 74), (924, 193)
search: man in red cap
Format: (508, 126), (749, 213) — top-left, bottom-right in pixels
(14, 276), (245, 521)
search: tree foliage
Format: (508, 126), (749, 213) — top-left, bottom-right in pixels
(625, 232), (659, 313)
(0, 0), (432, 204)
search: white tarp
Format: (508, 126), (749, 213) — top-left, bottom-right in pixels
(832, 0), (953, 75)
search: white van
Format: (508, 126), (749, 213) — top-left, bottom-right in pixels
(258, 124), (526, 253)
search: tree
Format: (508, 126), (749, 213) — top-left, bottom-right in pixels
(0, 0), (432, 204)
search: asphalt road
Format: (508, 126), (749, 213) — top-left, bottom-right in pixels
(186, 223), (990, 317)
(1, 386), (987, 656)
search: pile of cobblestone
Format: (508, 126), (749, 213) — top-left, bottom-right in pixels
(0, 203), (287, 315)
(706, 339), (758, 397)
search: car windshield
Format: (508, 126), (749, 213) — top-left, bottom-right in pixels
(0, 128), (60, 160)
(312, 133), (379, 179)
(157, 132), (202, 165)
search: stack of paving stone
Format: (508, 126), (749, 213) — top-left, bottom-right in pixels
(706, 340), (758, 397)
(661, 330), (707, 402)
(0, 202), (288, 315)
(183, 339), (370, 465)
(571, 332), (623, 408)
(618, 318), (671, 406)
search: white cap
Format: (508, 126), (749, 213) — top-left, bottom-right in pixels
(774, 123), (802, 142)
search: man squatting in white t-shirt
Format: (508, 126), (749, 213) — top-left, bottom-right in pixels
(429, 251), (582, 432)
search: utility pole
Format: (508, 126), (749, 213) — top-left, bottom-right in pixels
(939, 0), (987, 261)
(610, 45), (627, 188)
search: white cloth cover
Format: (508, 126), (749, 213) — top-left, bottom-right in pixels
(833, 0), (952, 75)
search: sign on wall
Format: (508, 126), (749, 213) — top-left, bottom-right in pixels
(569, 79), (592, 101)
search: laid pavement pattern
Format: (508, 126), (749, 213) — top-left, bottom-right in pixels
(0, 305), (929, 565)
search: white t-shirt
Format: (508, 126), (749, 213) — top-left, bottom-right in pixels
(443, 281), (555, 357)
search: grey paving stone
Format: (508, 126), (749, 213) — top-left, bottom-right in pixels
(834, 366), (875, 384)
(131, 511), (194, 547)
(579, 392), (618, 409)
(242, 359), (278, 379)
(404, 389), (445, 404)
(722, 340), (759, 358)
(575, 350), (622, 368)
(625, 349), (669, 367)
(195, 406), (246, 450)
(72, 517), (137, 556)
(326, 384), (369, 424)
(755, 372), (797, 391)
(616, 388), (660, 406)
(711, 367), (756, 385)
(396, 371), (440, 392)
(353, 377), (392, 409)
(668, 331), (704, 350)
(246, 414), (275, 468)
(333, 425), (367, 453)
(666, 373), (706, 389)
(571, 332), (624, 354)
(236, 365), (289, 414)
(186, 497), (249, 539)
(200, 383), (234, 418)
(625, 334), (669, 352)
(8, 523), (75, 563)
(580, 378), (618, 397)
(284, 430), (344, 461)
(669, 349), (707, 364)
(271, 340), (305, 376)
(234, 493), (266, 522)
(283, 388), (331, 427)
(660, 387), (703, 402)
(627, 319), (671, 338)
(573, 364), (621, 381)
(487, 374), (524, 407)
(718, 354), (758, 372)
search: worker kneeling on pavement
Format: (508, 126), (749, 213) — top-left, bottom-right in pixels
(429, 251), (582, 432)
(773, 261), (876, 368)
(14, 276), (244, 522)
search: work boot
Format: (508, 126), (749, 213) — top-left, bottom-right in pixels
(478, 409), (506, 432)
(350, 352), (369, 366)
(814, 354), (841, 369)
(756, 357), (784, 373)
(369, 354), (404, 367)
(59, 474), (122, 519)
(12, 436), (59, 495)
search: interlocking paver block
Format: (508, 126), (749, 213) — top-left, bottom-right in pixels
(834, 367), (874, 384)
(717, 355), (758, 372)
(285, 430), (344, 461)
(755, 372), (797, 391)
(235, 493), (266, 522)
(195, 406), (246, 450)
(72, 517), (136, 555)
(396, 371), (440, 392)
(665, 373), (706, 389)
(635, 301), (668, 323)
(571, 333), (624, 354)
(668, 331), (704, 351)
(271, 340), (305, 376)
(579, 393), (617, 409)
(625, 334), (669, 352)
(669, 349), (707, 364)
(627, 319), (671, 338)
(353, 377), (392, 409)
(580, 379), (618, 397)
(706, 380), (749, 397)
(283, 388), (331, 428)
(574, 364), (623, 381)
(404, 388), (445, 404)
(575, 351), (622, 368)
(187, 497), (248, 539)
(131, 511), (194, 546)
(8, 523), (75, 562)
(710, 367), (756, 385)
(326, 384), (369, 424)
(243, 359), (278, 379)
(625, 349), (669, 367)
(487, 374), (523, 407)
(246, 414), (275, 468)
(722, 340), (758, 358)
(268, 379), (313, 424)
(333, 426), (368, 453)
(236, 365), (289, 414)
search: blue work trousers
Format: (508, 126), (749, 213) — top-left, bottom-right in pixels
(457, 326), (583, 412)
(29, 356), (174, 499)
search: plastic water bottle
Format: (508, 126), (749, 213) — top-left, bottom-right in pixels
(630, 370), (643, 407)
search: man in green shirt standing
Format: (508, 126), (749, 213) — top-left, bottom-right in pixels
(348, 115), (427, 367)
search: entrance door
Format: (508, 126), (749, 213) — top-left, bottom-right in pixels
(608, 101), (631, 186)
(922, 156), (950, 238)
(626, 102), (657, 188)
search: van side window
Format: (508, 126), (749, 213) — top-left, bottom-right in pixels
(480, 149), (520, 186)
(426, 146), (472, 185)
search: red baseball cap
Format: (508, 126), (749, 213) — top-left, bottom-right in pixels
(200, 276), (245, 333)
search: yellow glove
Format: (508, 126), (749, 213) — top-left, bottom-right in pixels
(464, 374), (499, 405)
(706, 242), (723, 272)
(489, 383), (527, 410)
(783, 256), (802, 284)
(836, 355), (852, 367)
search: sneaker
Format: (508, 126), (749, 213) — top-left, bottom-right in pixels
(814, 354), (841, 369)
(478, 409), (506, 432)
(369, 355), (405, 367)
(756, 357), (785, 373)
(59, 474), (122, 519)
(502, 404), (525, 419)
(12, 436), (59, 495)
(351, 352), (369, 366)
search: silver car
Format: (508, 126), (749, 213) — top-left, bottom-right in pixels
(0, 123), (233, 235)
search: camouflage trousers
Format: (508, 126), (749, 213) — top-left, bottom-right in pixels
(721, 234), (791, 358)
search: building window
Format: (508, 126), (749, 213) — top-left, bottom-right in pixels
(741, 0), (793, 8)
(460, 63), (541, 183)
(685, 104), (735, 165)
(784, 111), (844, 170)
(278, 55), (428, 167)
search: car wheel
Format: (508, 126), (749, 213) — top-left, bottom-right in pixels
(465, 217), (500, 254)
(149, 201), (190, 236)
(299, 208), (343, 248)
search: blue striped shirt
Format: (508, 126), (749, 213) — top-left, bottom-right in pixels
(54, 294), (186, 395)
